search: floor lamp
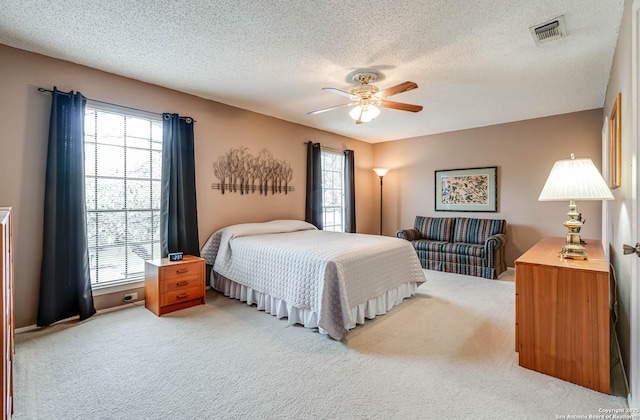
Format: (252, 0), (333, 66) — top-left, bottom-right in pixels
(373, 168), (389, 235)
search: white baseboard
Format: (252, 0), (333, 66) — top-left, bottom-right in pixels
(15, 300), (146, 334)
(15, 286), (213, 334)
(15, 325), (38, 334)
(497, 267), (515, 281)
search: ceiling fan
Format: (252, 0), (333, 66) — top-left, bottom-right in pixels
(308, 72), (423, 124)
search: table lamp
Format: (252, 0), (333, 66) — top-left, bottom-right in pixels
(538, 154), (614, 259)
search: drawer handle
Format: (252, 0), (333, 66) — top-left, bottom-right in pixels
(176, 269), (189, 274)
(176, 281), (189, 287)
(176, 293), (189, 299)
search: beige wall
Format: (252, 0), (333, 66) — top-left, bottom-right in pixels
(0, 44), (375, 328)
(603, 0), (634, 384)
(372, 109), (606, 267)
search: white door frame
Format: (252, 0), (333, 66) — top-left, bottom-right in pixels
(630, 0), (640, 408)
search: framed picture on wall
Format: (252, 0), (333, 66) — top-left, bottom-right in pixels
(435, 166), (498, 212)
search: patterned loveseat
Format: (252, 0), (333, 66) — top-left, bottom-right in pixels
(396, 216), (507, 279)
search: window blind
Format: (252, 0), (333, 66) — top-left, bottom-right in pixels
(320, 150), (345, 232)
(84, 106), (162, 287)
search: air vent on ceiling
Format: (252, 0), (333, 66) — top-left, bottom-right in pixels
(529, 15), (566, 45)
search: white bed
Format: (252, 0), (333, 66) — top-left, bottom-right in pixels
(200, 220), (426, 340)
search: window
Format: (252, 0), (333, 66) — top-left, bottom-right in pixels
(321, 150), (345, 232)
(84, 104), (163, 288)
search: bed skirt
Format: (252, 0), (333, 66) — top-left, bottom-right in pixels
(212, 273), (419, 337)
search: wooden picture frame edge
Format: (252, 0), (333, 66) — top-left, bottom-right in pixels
(609, 92), (621, 189)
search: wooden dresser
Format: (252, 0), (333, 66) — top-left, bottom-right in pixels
(0, 208), (13, 419)
(515, 237), (610, 394)
(144, 255), (205, 316)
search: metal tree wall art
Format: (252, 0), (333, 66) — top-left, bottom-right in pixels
(211, 147), (294, 195)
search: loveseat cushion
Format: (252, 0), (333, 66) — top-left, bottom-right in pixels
(452, 218), (506, 245)
(442, 242), (485, 258)
(412, 240), (447, 252)
(414, 216), (455, 242)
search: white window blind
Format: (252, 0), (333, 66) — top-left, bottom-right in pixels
(84, 105), (163, 288)
(320, 150), (345, 232)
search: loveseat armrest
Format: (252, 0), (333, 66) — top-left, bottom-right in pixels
(485, 233), (507, 250)
(485, 233), (508, 276)
(396, 228), (422, 241)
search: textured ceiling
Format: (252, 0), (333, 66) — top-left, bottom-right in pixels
(0, 1), (625, 143)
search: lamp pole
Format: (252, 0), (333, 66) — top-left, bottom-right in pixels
(378, 175), (384, 235)
(372, 168), (389, 235)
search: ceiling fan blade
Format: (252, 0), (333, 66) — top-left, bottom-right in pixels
(380, 100), (423, 112)
(322, 87), (354, 98)
(376, 81), (418, 98)
(356, 108), (364, 124)
(307, 103), (354, 115)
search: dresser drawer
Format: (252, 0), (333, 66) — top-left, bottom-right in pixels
(160, 275), (203, 294)
(160, 261), (203, 280)
(161, 286), (204, 306)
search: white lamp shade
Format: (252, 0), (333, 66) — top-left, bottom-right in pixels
(538, 157), (614, 201)
(349, 106), (362, 120)
(373, 168), (389, 177)
(366, 105), (380, 119)
(349, 105), (381, 122)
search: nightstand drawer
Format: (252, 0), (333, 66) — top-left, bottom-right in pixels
(160, 261), (203, 280)
(160, 275), (203, 294)
(161, 286), (203, 306)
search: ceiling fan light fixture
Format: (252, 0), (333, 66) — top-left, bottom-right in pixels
(349, 104), (380, 122)
(366, 104), (380, 119)
(349, 106), (362, 120)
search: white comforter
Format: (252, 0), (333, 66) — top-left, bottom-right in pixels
(200, 220), (425, 339)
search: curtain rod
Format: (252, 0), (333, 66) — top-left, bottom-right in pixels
(322, 145), (346, 153)
(37, 87), (196, 122)
(303, 141), (347, 153)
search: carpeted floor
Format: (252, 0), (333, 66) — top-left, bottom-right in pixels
(13, 270), (628, 419)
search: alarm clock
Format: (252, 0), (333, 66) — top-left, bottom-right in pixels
(168, 252), (183, 261)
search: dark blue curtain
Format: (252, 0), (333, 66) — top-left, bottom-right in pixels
(160, 113), (200, 257)
(38, 87), (96, 326)
(305, 142), (323, 229)
(344, 150), (356, 233)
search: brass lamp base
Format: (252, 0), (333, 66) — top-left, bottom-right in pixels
(560, 199), (587, 260)
(560, 244), (587, 260)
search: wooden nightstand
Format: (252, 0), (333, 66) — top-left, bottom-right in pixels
(144, 255), (206, 316)
(515, 237), (610, 393)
